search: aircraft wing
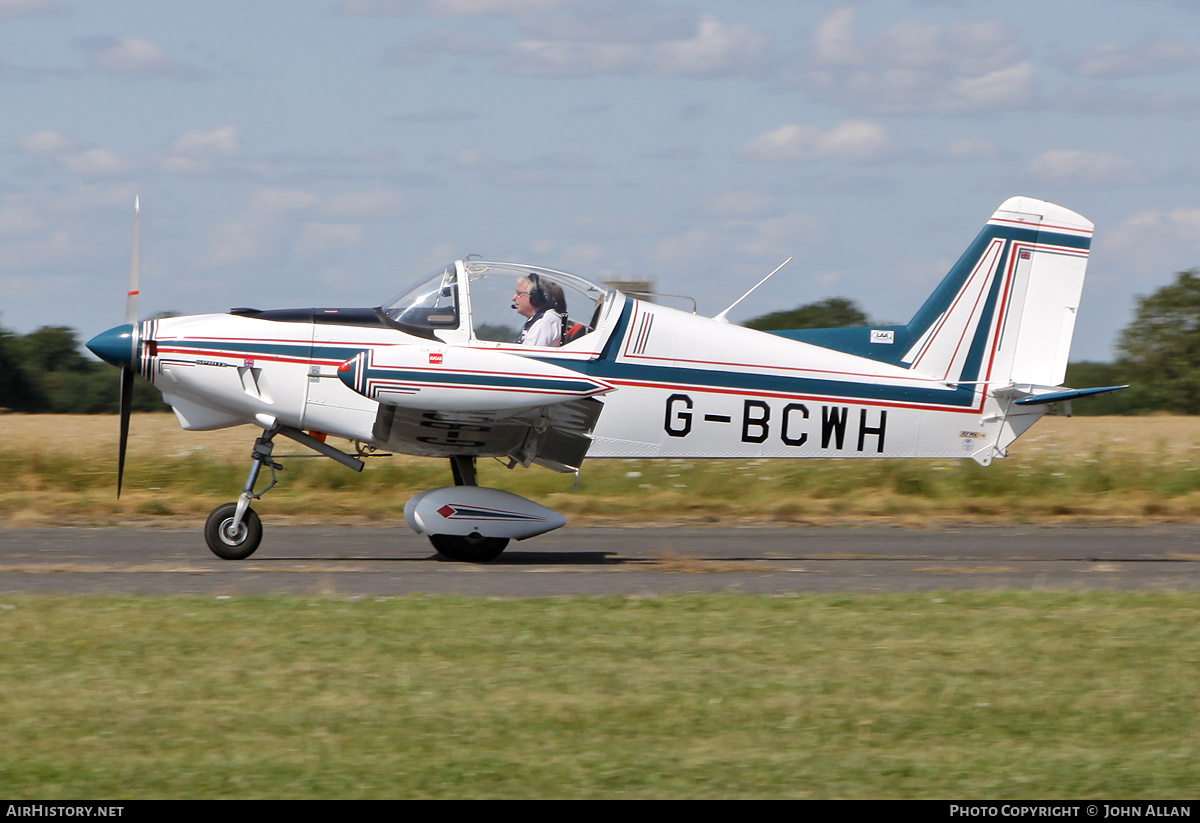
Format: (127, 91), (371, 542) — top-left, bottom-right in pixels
(338, 344), (611, 471)
(371, 396), (606, 472)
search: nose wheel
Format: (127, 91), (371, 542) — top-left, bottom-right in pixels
(204, 503), (263, 560)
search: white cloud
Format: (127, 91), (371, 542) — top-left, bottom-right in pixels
(170, 127), (240, 159)
(1110, 208), (1200, 252)
(380, 4), (772, 80)
(1126, 208), (1200, 234)
(210, 189), (318, 264)
(809, 5), (857, 67)
(1067, 38), (1200, 78)
(651, 212), (819, 270)
(798, 7), (1034, 113)
(0, 186), (136, 270)
(75, 36), (203, 79)
(159, 127), (241, 175)
(0, 0), (64, 21)
(1103, 207), (1200, 277)
(938, 62), (1036, 112)
(808, 7), (1022, 75)
(646, 16), (770, 78)
(352, 0), (697, 47)
(742, 120), (895, 164)
(503, 17), (772, 78)
(341, 0), (570, 17)
(18, 130), (74, 157)
(1025, 150), (1147, 187)
(61, 148), (129, 177)
(521, 2), (694, 43)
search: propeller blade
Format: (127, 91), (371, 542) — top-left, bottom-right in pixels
(125, 196), (140, 325)
(117, 366), (134, 497)
(118, 196), (140, 497)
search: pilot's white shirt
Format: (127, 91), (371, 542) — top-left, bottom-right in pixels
(518, 309), (561, 347)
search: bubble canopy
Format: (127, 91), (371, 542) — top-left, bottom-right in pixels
(380, 260), (618, 346)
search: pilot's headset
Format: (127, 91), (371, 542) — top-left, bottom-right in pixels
(525, 273), (548, 310)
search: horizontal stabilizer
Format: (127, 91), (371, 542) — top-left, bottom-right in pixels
(1013, 385), (1128, 406)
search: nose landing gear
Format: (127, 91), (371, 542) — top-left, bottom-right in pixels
(202, 425), (367, 560)
(203, 430), (279, 560)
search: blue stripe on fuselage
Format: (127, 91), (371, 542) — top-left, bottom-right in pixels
(561, 356), (978, 408)
(538, 299), (979, 410)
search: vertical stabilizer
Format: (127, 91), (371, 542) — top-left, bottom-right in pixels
(902, 197), (1093, 390)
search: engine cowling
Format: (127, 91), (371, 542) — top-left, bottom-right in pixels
(404, 486), (567, 541)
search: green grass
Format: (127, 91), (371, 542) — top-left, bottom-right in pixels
(1, 592), (1198, 798)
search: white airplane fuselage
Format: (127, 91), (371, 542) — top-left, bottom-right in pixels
(131, 295), (1023, 468)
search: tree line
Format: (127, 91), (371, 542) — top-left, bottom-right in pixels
(0, 325), (166, 414)
(2, 270), (1198, 415)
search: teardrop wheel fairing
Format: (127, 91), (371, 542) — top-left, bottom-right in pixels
(430, 533), (510, 562)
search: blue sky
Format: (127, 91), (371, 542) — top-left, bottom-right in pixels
(3, 0), (1200, 362)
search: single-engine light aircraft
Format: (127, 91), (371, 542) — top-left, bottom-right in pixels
(87, 196), (1123, 561)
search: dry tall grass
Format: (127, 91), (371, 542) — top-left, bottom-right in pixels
(3, 413), (1200, 526)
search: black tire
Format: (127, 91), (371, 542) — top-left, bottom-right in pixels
(204, 503), (263, 560)
(430, 533), (509, 562)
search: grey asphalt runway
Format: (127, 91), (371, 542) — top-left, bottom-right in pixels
(1, 524), (1199, 596)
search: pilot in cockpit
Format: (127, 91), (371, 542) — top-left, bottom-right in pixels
(513, 273), (565, 347)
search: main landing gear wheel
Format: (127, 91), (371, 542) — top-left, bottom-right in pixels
(205, 503), (263, 560)
(430, 533), (509, 563)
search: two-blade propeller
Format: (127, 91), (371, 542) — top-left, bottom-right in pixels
(85, 310), (142, 495)
(84, 197), (141, 496)
(117, 196), (140, 497)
